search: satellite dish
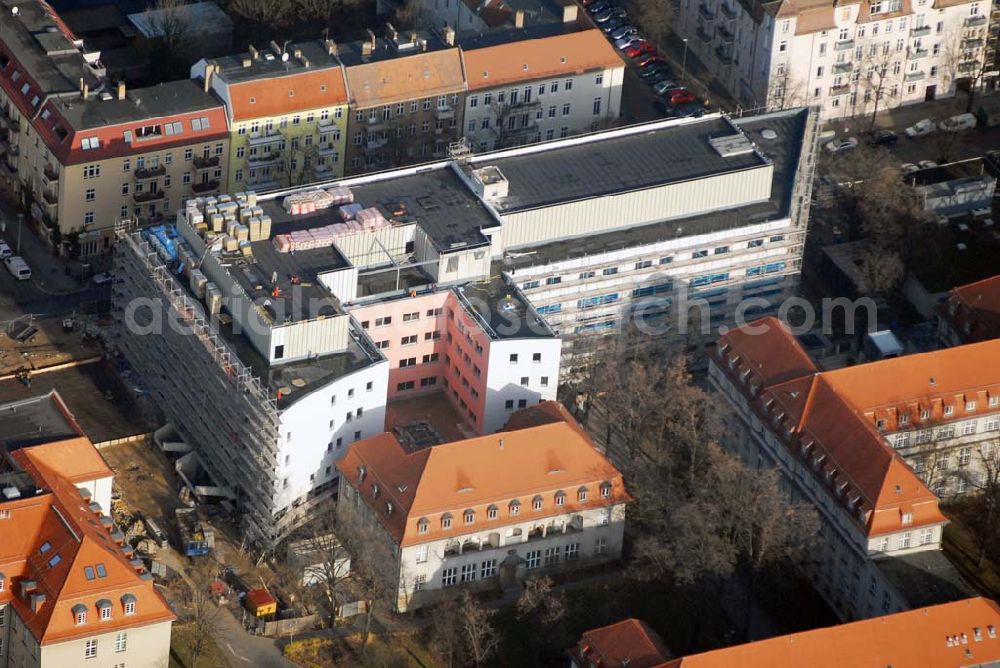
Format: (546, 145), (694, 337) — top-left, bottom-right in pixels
(281, 52), (290, 62)
(12, 6), (20, 15)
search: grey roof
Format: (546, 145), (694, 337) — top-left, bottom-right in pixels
(0, 391), (78, 449)
(334, 31), (451, 68)
(210, 40), (342, 83)
(127, 2), (232, 39)
(49, 79), (223, 131)
(875, 550), (975, 609)
(504, 108), (809, 268)
(455, 274), (555, 339)
(481, 115), (769, 213)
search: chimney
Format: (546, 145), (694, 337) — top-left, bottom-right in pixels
(242, 56), (252, 67)
(293, 48), (302, 59)
(366, 28), (377, 50)
(117, 81), (125, 100)
(301, 56), (310, 67)
(362, 41), (373, 57)
(386, 21), (398, 41)
(442, 23), (456, 46)
(515, 9), (525, 28)
(562, 1), (578, 23)
(325, 39), (338, 55)
(203, 63), (217, 93)
(270, 40), (283, 57)
(248, 44), (259, 60)
(79, 77), (89, 99)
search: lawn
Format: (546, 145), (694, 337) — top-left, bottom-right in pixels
(169, 623), (227, 668)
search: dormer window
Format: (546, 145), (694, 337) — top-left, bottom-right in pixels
(121, 594), (136, 616)
(989, 625), (997, 639)
(902, 512), (913, 525)
(920, 409), (931, 420)
(0, 572), (5, 591)
(945, 405), (955, 417)
(967, 401), (977, 412)
(989, 396), (999, 408)
(463, 509), (475, 525)
(371, 483), (379, 498)
(532, 495), (543, 511)
(441, 513), (453, 530)
(899, 414), (909, 425)
(875, 419), (887, 430)
(578, 486), (588, 503)
(600, 482), (612, 498)
(98, 599), (112, 621)
(72, 604), (87, 625)
(417, 518), (429, 534)
(554, 491), (566, 507)
(509, 500), (521, 516)
(487, 505), (498, 520)
(358, 465), (366, 482)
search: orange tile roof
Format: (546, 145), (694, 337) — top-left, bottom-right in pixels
(337, 402), (629, 547)
(574, 618), (672, 668)
(463, 30), (623, 91)
(716, 318), (948, 537)
(16, 437), (113, 483)
(1, 442), (174, 644)
(662, 597), (1000, 667)
(345, 49), (465, 108)
(943, 274), (1000, 343)
(226, 67), (349, 121)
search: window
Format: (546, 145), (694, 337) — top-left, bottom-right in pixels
(442, 567), (458, 587)
(81, 136), (101, 150)
(414, 574), (427, 591)
(84, 188), (96, 202)
(505, 399), (514, 409)
(401, 335), (418, 346)
(123, 600), (135, 615)
(417, 518), (429, 534)
(899, 532), (911, 548)
(596, 73), (604, 85)
(578, 487), (588, 502)
(525, 550), (541, 569)
(544, 546), (561, 565)
(779, 41), (787, 52)
(100, 604), (112, 620)
(114, 632), (126, 652)
(920, 528), (934, 545)
(562, 103), (571, 116)
(85, 639), (97, 659)
(84, 211), (95, 226)
(566, 543), (580, 561)
(375, 316), (392, 327)
(76, 610), (87, 625)
(963, 422), (978, 436)
(959, 447), (972, 467)
(509, 354), (518, 363)
(595, 537), (608, 556)
(83, 164), (101, 179)
(461, 563), (477, 582)
(441, 514), (452, 529)
(510, 501), (521, 516)
(464, 509), (475, 525)
(481, 559), (497, 578)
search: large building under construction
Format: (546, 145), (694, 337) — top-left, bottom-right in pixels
(112, 109), (817, 548)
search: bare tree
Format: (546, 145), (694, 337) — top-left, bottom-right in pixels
(955, 438), (1000, 566)
(858, 47), (901, 132)
(767, 67), (807, 111)
(632, 0), (673, 49)
(855, 243), (905, 296)
(515, 576), (566, 626)
(940, 24), (992, 113)
(336, 512), (400, 655)
(458, 591), (500, 667)
(181, 566), (225, 668)
(278, 517), (352, 624)
(428, 597), (466, 668)
(227, 0), (295, 42)
(392, 0), (435, 29)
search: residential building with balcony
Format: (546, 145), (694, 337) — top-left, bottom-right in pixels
(676, 0), (994, 120)
(341, 30), (466, 174)
(938, 274), (1000, 345)
(0, 0), (229, 256)
(460, 29), (624, 151)
(192, 39), (351, 192)
(599, 598), (1000, 667)
(336, 401), (629, 611)
(0, 391), (175, 668)
(711, 318), (979, 621)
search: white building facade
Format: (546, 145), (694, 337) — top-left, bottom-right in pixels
(677, 0), (993, 119)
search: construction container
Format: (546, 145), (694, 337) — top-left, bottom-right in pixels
(205, 283), (223, 314)
(222, 235), (239, 252)
(189, 269), (208, 298)
(239, 240), (253, 257)
(245, 589), (277, 617)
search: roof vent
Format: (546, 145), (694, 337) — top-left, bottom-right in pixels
(470, 165), (508, 200)
(709, 134), (755, 158)
(760, 128), (778, 140)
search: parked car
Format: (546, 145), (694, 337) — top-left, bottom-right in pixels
(92, 272), (114, 286)
(939, 112), (977, 133)
(0, 240), (11, 260)
(614, 35), (643, 49)
(901, 162), (920, 173)
(668, 88), (697, 105)
(918, 159), (939, 169)
(594, 7), (627, 22)
(645, 71), (674, 86)
(588, 1), (610, 13)
(638, 63), (673, 79)
(608, 24), (639, 40)
(4, 255), (31, 281)
(657, 99), (706, 118)
(601, 17), (627, 32)
(652, 80), (683, 95)
(824, 137), (859, 153)
(625, 43), (656, 58)
(867, 129), (899, 146)
(635, 53), (667, 68)
(905, 118), (936, 138)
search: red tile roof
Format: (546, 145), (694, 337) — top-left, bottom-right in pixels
(16, 437), (113, 483)
(1, 441), (174, 644)
(716, 318), (948, 537)
(572, 618), (672, 668)
(226, 67), (349, 121)
(663, 597), (1000, 667)
(337, 401), (629, 547)
(942, 274), (1000, 343)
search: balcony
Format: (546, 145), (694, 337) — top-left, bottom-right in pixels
(42, 189), (57, 205)
(905, 70), (926, 81)
(717, 25), (735, 42)
(832, 62), (853, 74)
(715, 45), (734, 65)
(318, 123), (340, 135)
(834, 39), (854, 51)
(191, 180), (220, 194)
(42, 197), (57, 218)
(0, 115), (19, 133)
(192, 155), (219, 171)
(317, 144), (340, 157)
(363, 136), (389, 151)
(43, 164), (59, 182)
(911, 24), (931, 36)
(364, 117), (389, 132)
(965, 14), (987, 27)
(247, 153), (280, 166)
(134, 164), (166, 180)
(720, 2), (737, 19)
(0, 158), (16, 178)
(698, 2), (715, 20)
(133, 190), (165, 203)
(696, 26), (712, 43)
(910, 48), (929, 59)
(434, 105), (455, 120)
(829, 84), (851, 96)
(964, 38), (984, 49)
(247, 131), (285, 147)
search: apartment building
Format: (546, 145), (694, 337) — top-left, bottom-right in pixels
(578, 598), (1000, 667)
(192, 40), (351, 192)
(676, 0), (993, 119)
(0, 0), (229, 255)
(938, 274), (1000, 345)
(341, 30), (466, 175)
(336, 401), (629, 611)
(349, 281), (561, 435)
(711, 318), (980, 621)
(0, 391), (174, 668)
(461, 29), (624, 151)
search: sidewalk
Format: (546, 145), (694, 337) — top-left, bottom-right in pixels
(824, 89), (1000, 134)
(0, 198), (90, 295)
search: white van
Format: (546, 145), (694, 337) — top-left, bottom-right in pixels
(4, 255), (31, 280)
